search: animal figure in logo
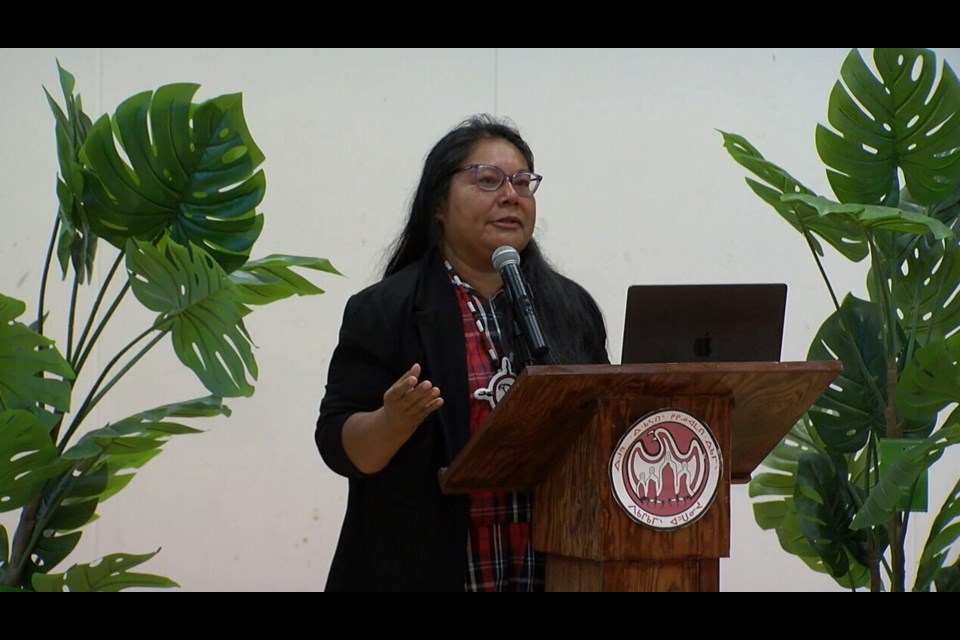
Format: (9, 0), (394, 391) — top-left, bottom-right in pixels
(628, 426), (705, 507)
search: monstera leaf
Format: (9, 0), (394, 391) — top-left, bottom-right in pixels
(807, 295), (888, 451)
(749, 419), (871, 588)
(852, 422), (960, 531)
(782, 194), (954, 240)
(44, 61), (96, 283)
(915, 470), (960, 591)
(62, 396), (225, 501)
(31, 550), (177, 592)
(898, 333), (960, 419)
(817, 48), (960, 207)
(1, 525), (8, 569)
(720, 131), (868, 261)
(0, 293), (74, 413)
(0, 410), (70, 512)
(81, 84), (265, 273)
(874, 235), (960, 351)
(126, 236), (256, 397)
(230, 255), (341, 305)
(794, 453), (872, 580)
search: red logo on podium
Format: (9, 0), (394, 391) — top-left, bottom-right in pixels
(609, 409), (722, 530)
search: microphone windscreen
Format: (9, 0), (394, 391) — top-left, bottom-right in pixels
(492, 245), (520, 271)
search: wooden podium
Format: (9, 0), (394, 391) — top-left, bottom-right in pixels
(439, 361), (841, 592)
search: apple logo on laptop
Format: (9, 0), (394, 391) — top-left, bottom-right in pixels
(693, 332), (712, 358)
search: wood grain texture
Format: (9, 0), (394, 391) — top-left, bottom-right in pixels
(440, 361), (840, 491)
(534, 395), (730, 562)
(545, 555), (720, 592)
(437, 361), (838, 592)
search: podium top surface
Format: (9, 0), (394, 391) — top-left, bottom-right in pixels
(440, 360), (841, 492)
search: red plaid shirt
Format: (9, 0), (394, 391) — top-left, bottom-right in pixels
(451, 279), (544, 592)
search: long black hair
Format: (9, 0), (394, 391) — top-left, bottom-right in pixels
(383, 114), (607, 365)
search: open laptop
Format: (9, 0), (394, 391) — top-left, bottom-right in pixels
(621, 283), (787, 364)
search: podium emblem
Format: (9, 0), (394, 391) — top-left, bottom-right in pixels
(609, 409), (722, 531)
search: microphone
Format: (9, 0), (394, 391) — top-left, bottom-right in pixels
(492, 246), (549, 363)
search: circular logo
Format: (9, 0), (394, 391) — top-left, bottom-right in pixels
(609, 409), (722, 531)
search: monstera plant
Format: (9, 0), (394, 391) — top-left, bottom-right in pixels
(0, 64), (337, 591)
(722, 48), (960, 592)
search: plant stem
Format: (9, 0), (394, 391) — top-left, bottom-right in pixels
(799, 225), (841, 310)
(37, 217), (61, 337)
(64, 274), (80, 364)
(2, 458), (96, 589)
(1, 496), (42, 588)
(889, 514), (905, 591)
(58, 327), (165, 453)
(862, 437), (883, 591)
(73, 282), (131, 379)
(71, 249), (125, 371)
(866, 231), (909, 591)
(867, 234), (903, 438)
(879, 549), (892, 580)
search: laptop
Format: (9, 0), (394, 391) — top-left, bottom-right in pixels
(620, 283), (787, 364)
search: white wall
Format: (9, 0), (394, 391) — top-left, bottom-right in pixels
(2, 47), (958, 591)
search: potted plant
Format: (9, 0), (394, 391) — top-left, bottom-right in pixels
(0, 64), (337, 591)
(722, 47), (960, 591)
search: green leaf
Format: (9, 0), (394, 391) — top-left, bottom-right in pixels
(753, 495), (870, 589)
(30, 531), (81, 576)
(852, 423), (960, 530)
(933, 563), (960, 592)
(782, 194), (954, 239)
(125, 237), (256, 397)
(81, 84), (265, 272)
(45, 62), (97, 283)
(719, 130), (868, 261)
(749, 419), (871, 589)
(889, 236), (960, 347)
(927, 184), (960, 228)
(133, 395), (231, 421)
(794, 453), (871, 579)
(97, 449), (163, 502)
(807, 295), (887, 452)
(0, 293), (75, 413)
(0, 410), (70, 512)
(44, 497), (99, 532)
(64, 426), (171, 461)
(1, 524), (8, 568)
(816, 49), (960, 207)
(749, 417), (823, 498)
(230, 255), (340, 305)
(898, 332), (960, 419)
(66, 464), (108, 499)
(31, 550), (177, 592)
(915, 470), (960, 591)
(56, 397), (223, 516)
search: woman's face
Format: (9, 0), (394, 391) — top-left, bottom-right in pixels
(437, 138), (537, 273)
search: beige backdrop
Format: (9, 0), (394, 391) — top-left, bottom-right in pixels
(2, 48), (958, 591)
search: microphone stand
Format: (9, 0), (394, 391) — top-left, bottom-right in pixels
(509, 304), (545, 368)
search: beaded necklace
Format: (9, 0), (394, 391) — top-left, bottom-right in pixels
(444, 259), (516, 409)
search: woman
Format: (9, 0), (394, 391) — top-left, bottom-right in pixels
(316, 114), (609, 591)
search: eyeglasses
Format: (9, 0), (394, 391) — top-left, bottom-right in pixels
(455, 164), (543, 197)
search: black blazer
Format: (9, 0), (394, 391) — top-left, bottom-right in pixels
(316, 250), (607, 591)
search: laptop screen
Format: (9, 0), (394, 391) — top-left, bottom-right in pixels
(621, 283), (787, 364)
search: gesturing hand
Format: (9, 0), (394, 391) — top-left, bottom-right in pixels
(381, 363), (444, 437)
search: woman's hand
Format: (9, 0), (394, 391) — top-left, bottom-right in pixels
(341, 363), (443, 474)
(382, 363), (444, 436)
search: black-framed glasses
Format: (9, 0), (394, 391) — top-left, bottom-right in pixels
(455, 164), (543, 197)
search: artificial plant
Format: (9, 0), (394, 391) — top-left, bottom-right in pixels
(0, 64), (338, 591)
(722, 47), (960, 591)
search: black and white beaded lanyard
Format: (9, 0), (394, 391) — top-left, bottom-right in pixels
(444, 260), (517, 409)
